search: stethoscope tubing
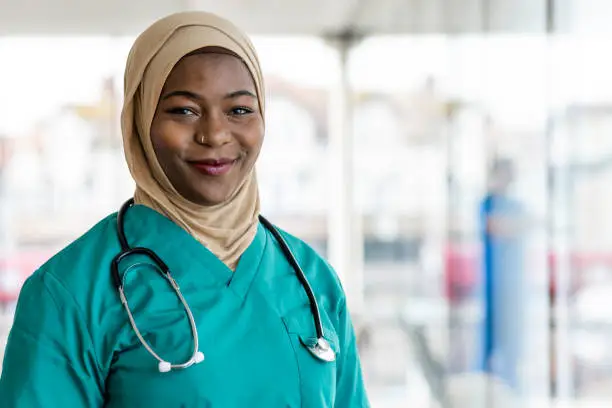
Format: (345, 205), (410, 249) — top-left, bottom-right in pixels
(111, 198), (333, 371)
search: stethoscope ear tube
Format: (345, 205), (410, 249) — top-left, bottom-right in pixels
(111, 256), (123, 290)
(258, 215), (326, 341)
(113, 199), (205, 372)
(116, 198), (135, 252)
(111, 248), (171, 289)
(117, 270), (205, 373)
(258, 216), (336, 362)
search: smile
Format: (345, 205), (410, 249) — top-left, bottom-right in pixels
(189, 159), (237, 176)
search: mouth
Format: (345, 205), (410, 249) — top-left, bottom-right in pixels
(188, 158), (237, 176)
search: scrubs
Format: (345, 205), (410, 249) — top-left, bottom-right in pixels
(0, 204), (370, 407)
(478, 193), (525, 390)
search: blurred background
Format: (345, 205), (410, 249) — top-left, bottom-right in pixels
(2, 0), (612, 406)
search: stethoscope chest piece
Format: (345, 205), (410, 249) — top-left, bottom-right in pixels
(302, 337), (336, 362)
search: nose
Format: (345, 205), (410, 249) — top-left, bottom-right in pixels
(196, 112), (231, 147)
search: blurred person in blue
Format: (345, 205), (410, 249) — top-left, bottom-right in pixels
(0, 11), (369, 407)
(478, 158), (526, 391)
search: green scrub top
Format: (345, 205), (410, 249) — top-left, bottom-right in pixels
(0, 204), (370, 407)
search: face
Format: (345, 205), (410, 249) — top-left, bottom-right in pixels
(150, 50), (264, 206)
(492, 162), (514, 191)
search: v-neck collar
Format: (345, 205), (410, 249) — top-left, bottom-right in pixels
(121, 203), (267, 301)
(229, 221), (267, 300)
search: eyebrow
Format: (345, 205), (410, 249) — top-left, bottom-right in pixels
(161, 89), (257, 101)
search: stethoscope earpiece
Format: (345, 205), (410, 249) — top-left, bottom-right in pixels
(193, 351), (205, 365)
(157, 351), (205, 373)
(158, 361), (172, 373)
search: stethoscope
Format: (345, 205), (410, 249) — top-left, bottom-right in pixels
(111, 198), (336, 373)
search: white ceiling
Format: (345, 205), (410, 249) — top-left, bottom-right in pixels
(0, 0), (584, 36)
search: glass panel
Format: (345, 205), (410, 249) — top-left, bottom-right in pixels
(350, 36), (452, 405)
(254, 37), (335, 255)
(476, 36), (551, 407)
(556, 106), (612, 400)
(548, 27), (612, 404)
(0, 37), (133, 307)
(349, 35), (553, 407)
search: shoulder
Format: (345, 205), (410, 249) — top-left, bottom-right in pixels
(10, 214), (122, 377)
(40, 213), (119, 274)
(27, 213), (120, 308)
(480, 194), (494, 211)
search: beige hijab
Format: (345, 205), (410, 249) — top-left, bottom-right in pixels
(121, 11), (265, 270)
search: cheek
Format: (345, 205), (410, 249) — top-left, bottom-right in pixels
(151, 120), (191, 156)
(241, 122), (265, 157)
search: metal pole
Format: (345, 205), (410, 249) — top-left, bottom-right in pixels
(478, 1), (496, 407)
(325, 30), (364, 315)
(546, 0), (574, 402)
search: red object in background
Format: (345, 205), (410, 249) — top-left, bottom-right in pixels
(444, 243), (481, 303)
(547, 252), (612, 302)
(0, 250), (54, 303)
(444, 242), (612, 304)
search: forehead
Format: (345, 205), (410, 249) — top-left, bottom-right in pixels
(163, 52), (255, 91)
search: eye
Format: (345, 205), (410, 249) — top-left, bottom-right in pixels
(167, 107), (198, 116)
(229, 106), (254, 116)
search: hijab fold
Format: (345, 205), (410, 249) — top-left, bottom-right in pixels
(121, 12), (265, 270)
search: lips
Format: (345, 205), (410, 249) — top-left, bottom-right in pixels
(189, 158), (237, 176)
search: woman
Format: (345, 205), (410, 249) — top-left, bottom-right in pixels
(0, 11), (370, 408)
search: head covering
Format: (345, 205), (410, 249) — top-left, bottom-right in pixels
(121, 11), (265, 270)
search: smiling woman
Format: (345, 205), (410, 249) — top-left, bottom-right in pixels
(0, 11), (370, 408)
(151, 49), (264, 206)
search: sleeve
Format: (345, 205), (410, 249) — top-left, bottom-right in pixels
(0, 271), (104, 407)
(334, 299), (371, 408)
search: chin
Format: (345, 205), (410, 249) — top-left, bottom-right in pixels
(189, 191), (233, 207)
(178, 176), (239, 206)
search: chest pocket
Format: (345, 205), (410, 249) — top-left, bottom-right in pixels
(282, 307), (340, 408)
